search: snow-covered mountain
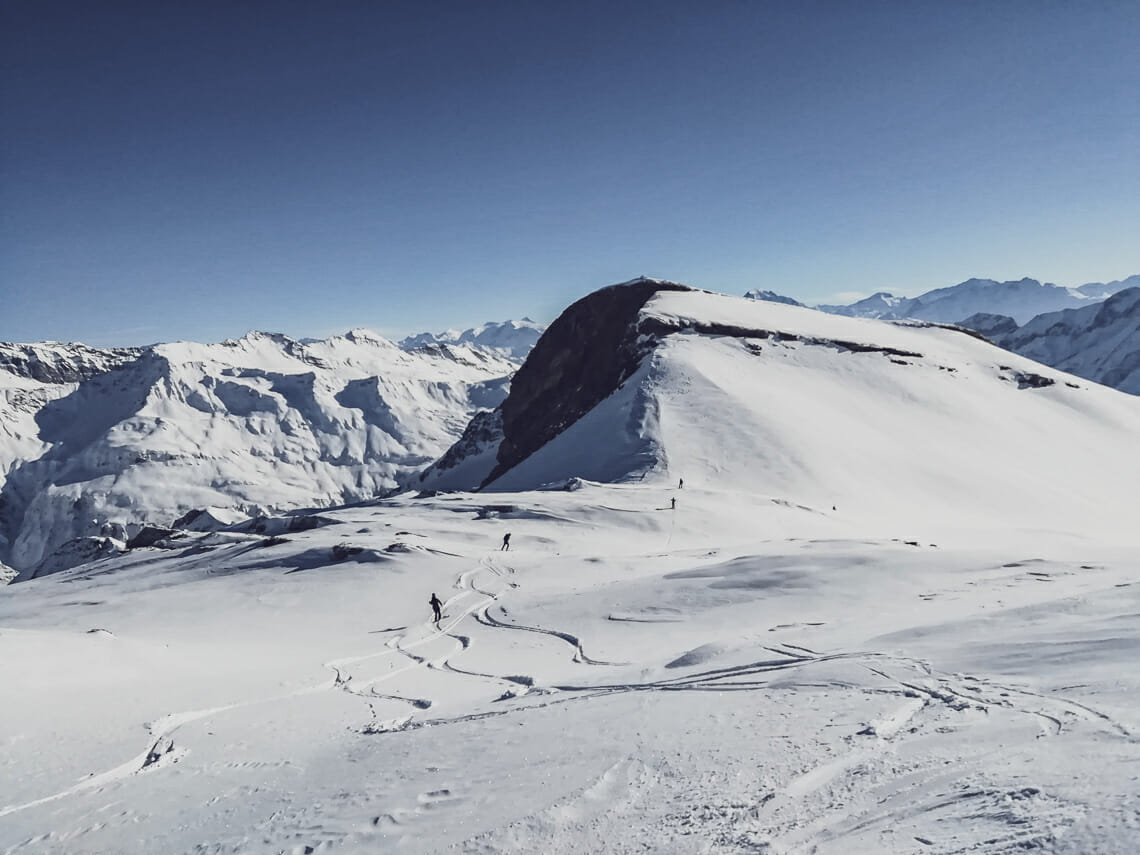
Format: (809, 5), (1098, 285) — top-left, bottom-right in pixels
(813, 274), (1139, 325)
(400, 318), (545, 360)
(0, 330), (518, 578)
(965, 286), (1140, 395)
(742, 289), (803, 307)
(3, 277), (1140, 853)
(423, 278), (1140, 536)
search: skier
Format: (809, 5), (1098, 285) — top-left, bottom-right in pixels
(501, 532), (511, 551)
(671, 497), (676, 510)
(429, 592), (443, 623)
(678, 477), (684, 489)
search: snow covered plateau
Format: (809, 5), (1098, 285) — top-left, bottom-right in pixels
(2, 281), (1140, 853)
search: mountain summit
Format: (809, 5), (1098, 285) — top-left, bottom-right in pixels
(425, 278), (1140, 534)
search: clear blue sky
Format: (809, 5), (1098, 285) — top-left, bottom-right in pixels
(2, 1), (1138, 345)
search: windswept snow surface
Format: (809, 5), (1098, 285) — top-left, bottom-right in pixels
(1, 486), (1138, 854)
(3, 288), (1140, 853)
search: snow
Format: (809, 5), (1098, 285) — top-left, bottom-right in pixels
(485, 290), (1140, 538)
(813, 275), (1139, 325)
(400, 319), (545, 361)
(0, 330), (518, 577)
(2, 487), (1138, 853)
(993, 287), (1140, 395)
(2, 287), (1140, 852)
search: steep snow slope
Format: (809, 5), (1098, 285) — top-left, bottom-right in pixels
(979, 287), (1140, 395)
(816, 275), (1138, 325)
(436, 283), (1140, 538)
(0, 330), (516, 577)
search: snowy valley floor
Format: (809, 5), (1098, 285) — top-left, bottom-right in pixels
(1, 483), (1138, 854)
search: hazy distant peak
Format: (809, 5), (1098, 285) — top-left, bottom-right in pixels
(742, 289), (803, 306)
(400, 318), (546, 361)
(816, 274), (1140, 326)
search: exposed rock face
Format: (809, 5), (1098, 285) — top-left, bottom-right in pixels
(485, 278), (693, 486)
(21, 536), (126, 581)
(417, 408), (504, 490)
(126, 526), (183, 550)
(958, 313), (1020, 341)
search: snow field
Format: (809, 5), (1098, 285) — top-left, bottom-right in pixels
(1, 483), (1138, 853)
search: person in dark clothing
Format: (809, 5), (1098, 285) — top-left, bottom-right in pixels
(678, 477), (684, 489)
(429, 593), (443, 623)
(501, 532), (511, 551)
(671, 497), (676, 510)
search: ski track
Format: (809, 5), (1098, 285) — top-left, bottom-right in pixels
(0, 553), (611, 822)
(474, 602), (625, 666)
(4, 553), (1133, 855)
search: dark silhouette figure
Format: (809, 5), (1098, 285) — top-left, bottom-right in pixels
(429, 593), (443, 623)
(678, 477), (684, 489)
(671, 497), (676, 510)
(501, 532), (511, 551)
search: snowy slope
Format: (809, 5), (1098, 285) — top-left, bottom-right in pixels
(3, 279), (1140, 852)
(400, 319), (545, 360)
(0, 330), (516, 578)
(816, 275), (1138, 325)
(979, 287), (1140, 395)
(431, 282), (1140, 540)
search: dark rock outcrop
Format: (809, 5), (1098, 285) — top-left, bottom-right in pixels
(957, 312), (1020, 340)
(126, 526), (183, 549)
(419, 408), (503, 484)
(484, 278), (692, 486)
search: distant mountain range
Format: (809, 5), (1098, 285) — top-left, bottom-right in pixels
(400, 318), (545, 360)
(4, 276), (1139, 581)
(963, 287), (1140, 395)
(749, 275), (1139, 325)
(747, 275), (1140, 395)
(0, 329), (524, 579)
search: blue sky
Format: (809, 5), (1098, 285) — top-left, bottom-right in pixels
(2, 1), (1138, 345)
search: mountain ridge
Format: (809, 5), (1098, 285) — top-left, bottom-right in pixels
(0, 329), (523, 577)
(755, 274), (1139, 325)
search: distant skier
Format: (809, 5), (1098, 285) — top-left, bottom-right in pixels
(501, 532), (511, 551)
(429, 593), (443, 623)
(678, 477), (684, 489)
(671, 497), (676, 510)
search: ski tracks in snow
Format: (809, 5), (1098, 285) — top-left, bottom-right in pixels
(0, 552), (623, 830)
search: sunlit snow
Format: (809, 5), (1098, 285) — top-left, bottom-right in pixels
(2, 289), (1139, 853)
